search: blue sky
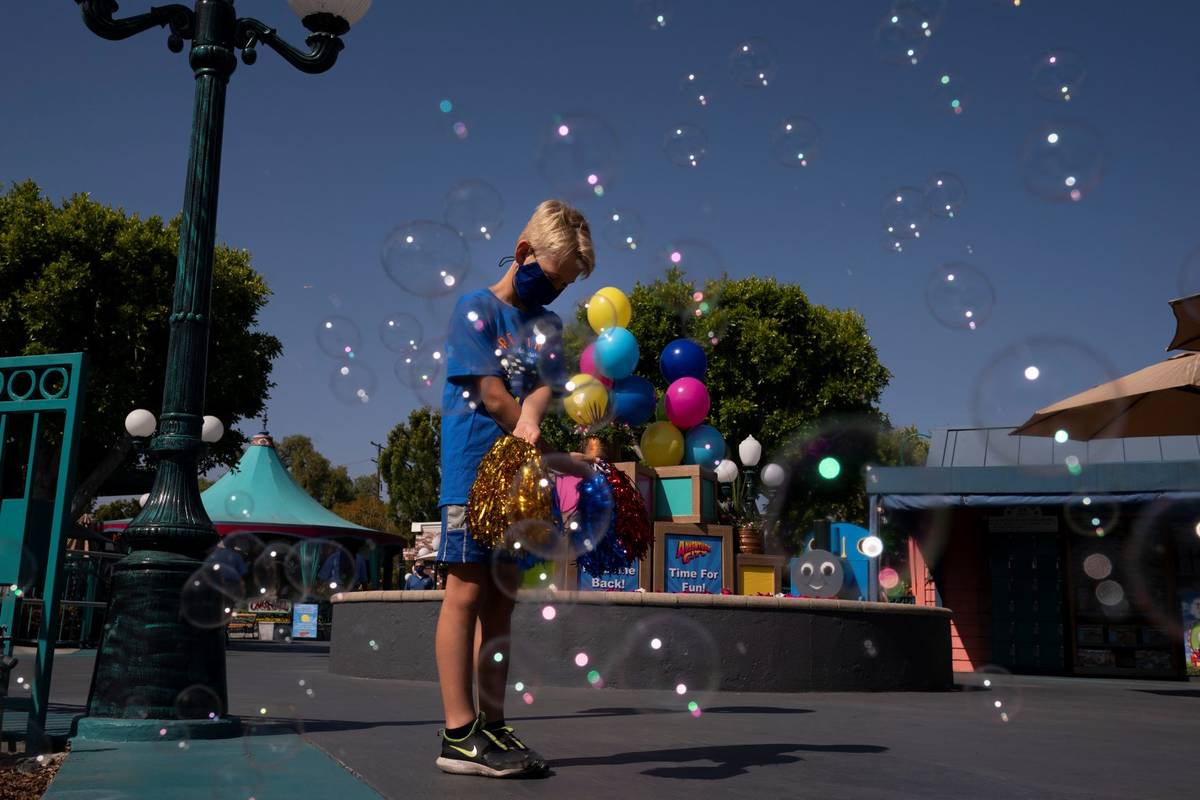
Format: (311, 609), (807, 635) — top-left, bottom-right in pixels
(5, 1), (1200, 475)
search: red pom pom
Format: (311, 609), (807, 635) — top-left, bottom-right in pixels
(595, 460), (652, 561)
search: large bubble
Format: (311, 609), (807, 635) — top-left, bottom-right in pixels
(315, 315), (361, 360)
(769, 115), (820, 169)
(536, 113), (621, 200)
(1019, 121), (1105, 203)
(407, 337), (447, 408)
(924, 262), (993, 331)
(729, 38), (776, 88)
(329, 361), (377, 406)
(600, 208), (644, 252)
(650, 239), (725, 284)
(664, 124), (708, 168)
(1033, 48), (1085, 102)
(874, 0), (944, 66)
(381, 220), (471, 298)
(679, 71), (712, 108)
(379, 311), (422, 355)
(881, 186), (929, 241)
(925, 171), (967, 218)
(444, 179), (504, 243)
(606, 612), (722, 712)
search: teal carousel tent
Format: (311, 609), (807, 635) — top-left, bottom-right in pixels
(104, 432), (401, 589)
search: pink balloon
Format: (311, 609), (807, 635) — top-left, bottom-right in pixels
(580, 343), (614, 388)
(664, 377), (710, 430)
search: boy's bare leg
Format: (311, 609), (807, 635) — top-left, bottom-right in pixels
(476, 562), (521, 723)
(436, 564), (487, 729)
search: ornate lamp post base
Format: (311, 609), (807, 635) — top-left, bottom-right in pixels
(82, 550), (239, 740)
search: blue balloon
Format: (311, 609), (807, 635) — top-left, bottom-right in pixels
(684, 424), (726, 470)
(660, 338), (707, 383)
(594, 326), (640, 380)
(611, 376), (656, 425)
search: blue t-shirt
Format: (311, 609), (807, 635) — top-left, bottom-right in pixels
(438, 289), (565, 507)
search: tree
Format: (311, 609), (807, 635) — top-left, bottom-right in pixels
(91, 497), (142, 524)
(0, 181), (281, 519)
(275, 434), (353, 509)
(378, 408), (441, 530)
(332, 494), (400, 534)
(351, 472), (379, 501)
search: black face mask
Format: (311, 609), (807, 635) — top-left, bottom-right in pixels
(502, 256), (564, 307)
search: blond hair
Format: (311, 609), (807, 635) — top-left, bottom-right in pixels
(519, 200), (595, 278)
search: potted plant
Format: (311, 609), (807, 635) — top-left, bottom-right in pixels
(729, 470), (764, 554)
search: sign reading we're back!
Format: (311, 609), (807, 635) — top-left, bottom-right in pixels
(664, 532), (723, 593)
(578, 560), (641, 592)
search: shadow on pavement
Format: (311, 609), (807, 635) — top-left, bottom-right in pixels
(550, 742), (888, 780)
(1135, 689), (1200, 699)
(293, 705), (812, 733)
(227, 642), (330, 654)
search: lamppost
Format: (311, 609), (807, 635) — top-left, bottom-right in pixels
(74, 0), (369, 739)
(737, 435), (762, 520)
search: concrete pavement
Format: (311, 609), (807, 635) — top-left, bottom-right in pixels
(12, 642), (1197, 799)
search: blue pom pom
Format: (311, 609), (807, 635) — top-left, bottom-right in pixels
(572, 471), (633, 576)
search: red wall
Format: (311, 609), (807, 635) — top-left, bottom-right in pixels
(911, 511), (991, 672)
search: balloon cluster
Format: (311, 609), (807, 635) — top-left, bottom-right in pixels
(641, 338), (724, 469)
(572, 460), (653, 576)
(566, 287), (656, 429)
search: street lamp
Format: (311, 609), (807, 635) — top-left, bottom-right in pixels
(75, 0), (368, 740)
(715, 458), (738, 504)
(737, 435), (762, 520)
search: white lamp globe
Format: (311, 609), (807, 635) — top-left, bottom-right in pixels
(201, 416), (225, 443)
(288, 0), (372, 26)
(138, 493), (150, 508)
(715, 459), (739, 484)
(125, 409), (156, 438)
(761, 462), (785, 488)
(738, 435), (762, 467)
(859, 536), (884, 559)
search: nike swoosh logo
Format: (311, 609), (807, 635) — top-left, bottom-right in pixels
(449, 744), (478, 758)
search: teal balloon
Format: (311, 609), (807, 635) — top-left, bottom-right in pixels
(684, 424), (725, 470)
(593, 326), (640, 380)
(612, 376), (656, 425)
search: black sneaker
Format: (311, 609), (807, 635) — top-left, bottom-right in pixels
(436, 714), (536, 778)
(488, 724), (547, 773)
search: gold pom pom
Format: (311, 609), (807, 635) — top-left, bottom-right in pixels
(467, 436), (553, 550)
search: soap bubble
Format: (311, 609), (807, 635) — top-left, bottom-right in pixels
(175, 684), (224, 720)
(679, 71), (712, 107)
(315, 316), (361, 360)
(729, 38), (776, 88)
(330, 361), (377, 406)
(1096, 579), (1124, 606)
(651, 239), (725, 284)
(970, 337), (1119, 432)
(881, 186), (929, 241)
(180, 570), (238, 629)
(537, 113), (621, 200)
(253, 542), (295, 598)
(381, 221), (471, 298)
(770, 115), (820, 168)
(284, 539), (355, 598)
(444, 179), (504, 242)
(925, 262), (993, 331)
(634, 0), (671, 30)
(1033, 48), (1085, 102)
(223, 491), (255, 520)
(1065, 495), (1120, 538)
(408, 338), (447, 407)
(969, 665), (1021, 723)
(875, 0), (943, 66)
(379, 312), (422, 354)
(243, 703), (305, 767)
(925, 171), (966, 218)
(601, 208), (644, 252)
(664, 124), (708, 168)
(1020, 121), (1105, 203)
(1082, 553), (1113, 580)
(933, 71), (972, 116)
(609, 612), (721, 711)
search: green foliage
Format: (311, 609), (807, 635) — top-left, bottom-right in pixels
(332, 494), (399, 534)
(379, 407), (441, 530)
(0, 181), (280, 516)
(875, 424), (930, 467)
(351, 472), (380, 501)
(276, 434), (354, 509)
(91, 497), (141, 523)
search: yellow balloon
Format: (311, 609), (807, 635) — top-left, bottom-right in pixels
(586, 286), (632, 333)
(640, 421), (684, 467)
(564, 373), (609, 427)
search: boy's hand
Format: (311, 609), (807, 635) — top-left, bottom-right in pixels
(513, 417), (541, 446)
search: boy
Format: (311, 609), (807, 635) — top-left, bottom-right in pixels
(434, 200), (595, 777)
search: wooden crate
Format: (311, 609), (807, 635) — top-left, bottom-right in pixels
(652, 522), (733, 593)
(652, 464), (719, 524)
(613, 461), (656, 523)
(737, 554), (787, 596)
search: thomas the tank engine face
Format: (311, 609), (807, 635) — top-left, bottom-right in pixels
(794, 549), (845, 598)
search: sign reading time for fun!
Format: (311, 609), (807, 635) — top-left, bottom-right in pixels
(664, 533), (723, 593)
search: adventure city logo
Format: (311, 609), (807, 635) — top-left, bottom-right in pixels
(675, 540), (712, 564)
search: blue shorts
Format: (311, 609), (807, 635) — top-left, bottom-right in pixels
(436, 504), (489, 565)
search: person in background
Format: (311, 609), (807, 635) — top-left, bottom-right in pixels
(406, 560), (435, 591)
